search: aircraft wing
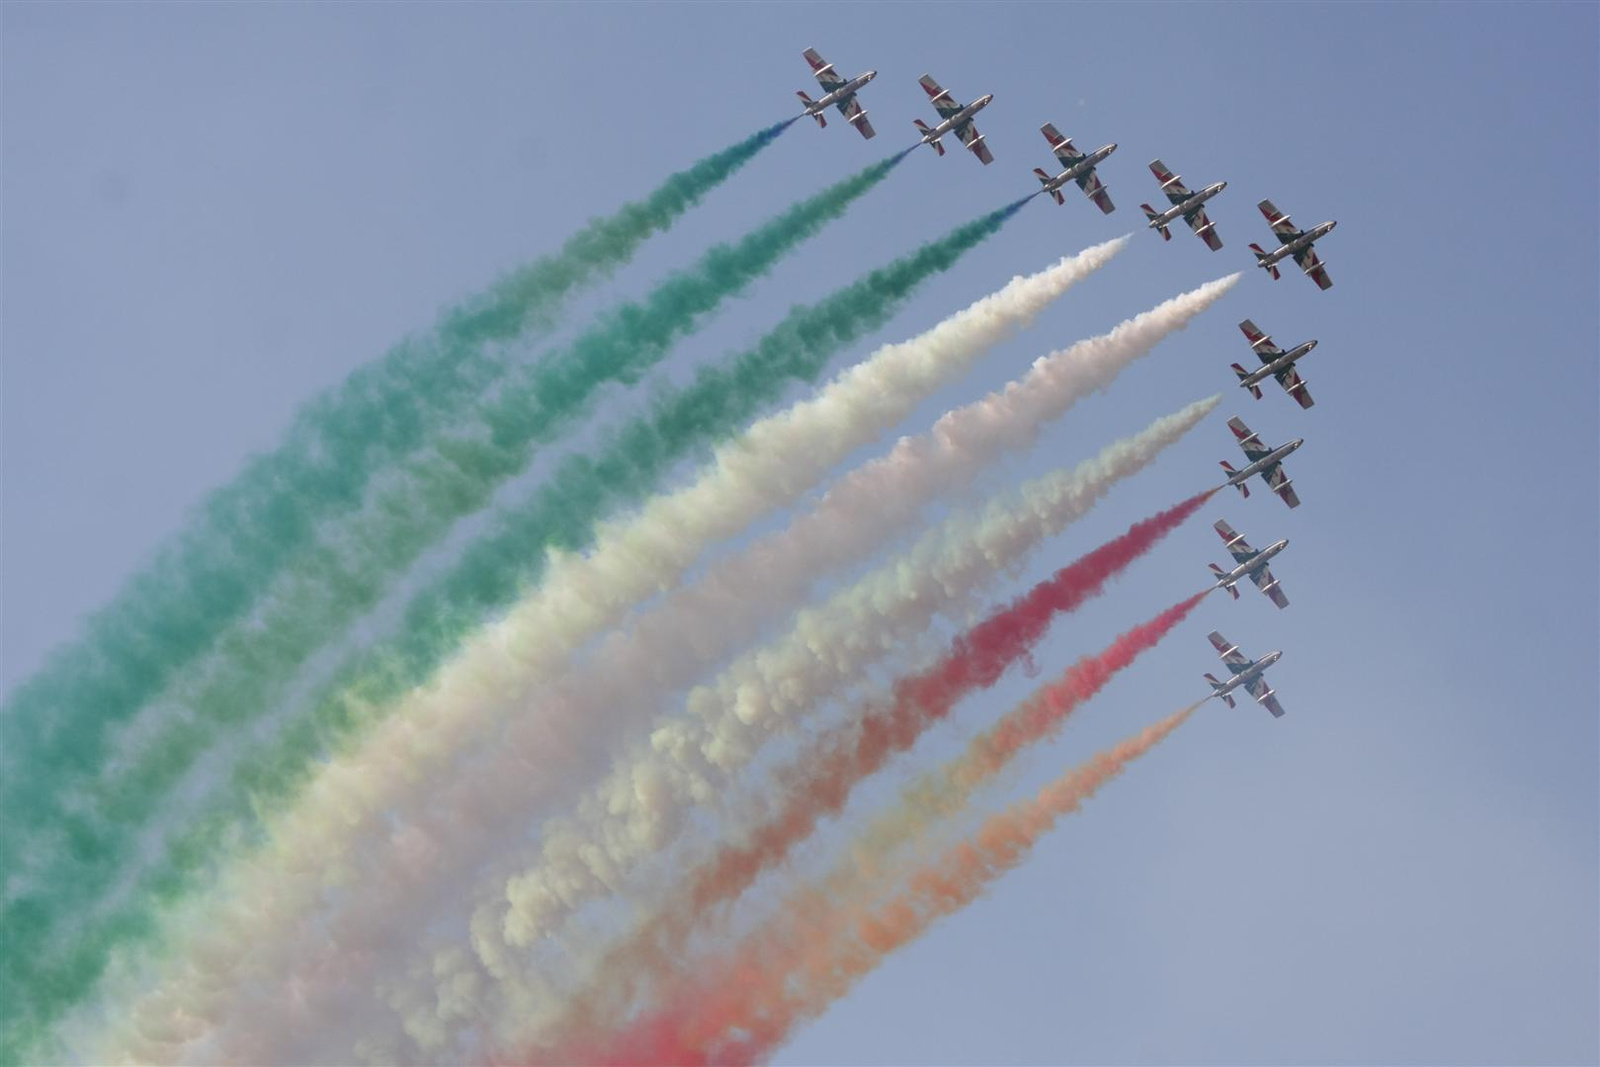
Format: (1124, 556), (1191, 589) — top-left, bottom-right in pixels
(954, 121), (994, 165)
(1239, 319), (1283, 358)
(1075, 170), (1115, 214)
(1263, 460), (1301, 509)
(919, 74), (965, 121)
(1258, 198), (1300, 241)
(1250, 564), (1290, 609)
(1149, 159), (1192, 203)
(837, 95), (876, 140)
(803, 48), (848, 93)
(1292, 244), (1334, 290)
(1214, 519), (1255, 564)
(1185, 206), (1224, 250)
(1245, 674), (1286, 717)
(1274, 364), (1315, 408)
(1208, 630), (1253, 672)
(1041, 123), (1084, 166)
(1227, 416), (1272, 464)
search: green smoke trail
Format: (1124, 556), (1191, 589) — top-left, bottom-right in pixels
(0, 152), (923, 1064)
(0, 119), (792, 827)
(1, 141), (888, 878)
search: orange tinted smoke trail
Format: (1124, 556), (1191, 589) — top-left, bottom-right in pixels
(522, 492), (1211, 1057)
(551, 704), (1200, 1066)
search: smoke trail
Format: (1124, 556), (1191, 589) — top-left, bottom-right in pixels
(466, 280), (1235, 959)
(0, 120), (792, 837)
(466, 396), (1213, 1019)
(848, 591), (1209, 876)
(345, 400), (1217, 1062)
(551, 703), (1201, 1066)
(0, 148), (902, 1062)
(10, 145), (903, 888)
(54, 201), (1034, 1066)
(334, 288), (1231, 1061)
(94, 278), (1220, 1064)
(527, 511), (1211, 1052)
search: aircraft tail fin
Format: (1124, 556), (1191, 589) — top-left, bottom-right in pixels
(913, 117), (944, 155)
(1249, 242), (1282, 280)
(1142, 203), (1171, 241)
(1204, 673), (1236, 707)
(1207, 562), (1239, 598)
(1220, 459), (1249, 498)
(796, 91), (826, 127)
(1033, 170), (1066, 205)
(1231, 363), (1263, 399)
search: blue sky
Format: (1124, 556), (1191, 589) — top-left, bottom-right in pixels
(2, 3), (1595, 1064)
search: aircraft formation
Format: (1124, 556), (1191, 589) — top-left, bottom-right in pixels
(796, 46), (1343, 719)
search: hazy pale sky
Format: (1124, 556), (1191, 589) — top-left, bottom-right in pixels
(3, 3), (1595, 1064)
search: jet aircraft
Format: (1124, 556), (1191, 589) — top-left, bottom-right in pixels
(1249, 199), (1337, 290)
(1233, 319), (1319, 409)
(1032, 124), (1116, 213)
(796, 48), (877, 139)
(1219, 416), (1302, 509)
(1208, 519), (1290, 609)
(1140, 160), (1227, 249)
(1204, 631), (1286, 718)
(912, 74), (994, 164)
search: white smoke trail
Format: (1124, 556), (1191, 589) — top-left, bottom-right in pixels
(366, 274), (1234, 1061)
(424, 396), (1220, 1057)
(229, 274), (1234, 1066)
(78, 242), (1125, 1066)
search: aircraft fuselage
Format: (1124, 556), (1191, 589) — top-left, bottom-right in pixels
(1239, 340), (1318, 388)
(1229, 439), (1303, 486)
(1216, 539), (1289, 591)
(1044, 142), (1117, 191)
(1150, 181), (1227, 228)
(1215, 650), (1283, 697)
(1262, 220), (1337, 264)
(808, 70), (876, 113)
(922, 93), (993, 143)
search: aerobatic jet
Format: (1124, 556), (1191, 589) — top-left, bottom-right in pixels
(1140, 160), (1227, 249)
(1232, 319), (1319, 409)
(1204, 631), (1286, 718)
(1219, 416), (1302, 509)
(1032, 124), (1117, 213)
(796, 48), (877, 140)
(1208, 519), (1290, 609)
(912, 74), (994, 164)
(1249, 199), (1337, 290)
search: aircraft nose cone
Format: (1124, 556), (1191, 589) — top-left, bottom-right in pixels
(865, 71), (877, 81)
(1217, 181), (1228, 191)
(1327, 220), (1338, 230)
(1307, 339), (1319, 350)
(1292, 438), (1305, 448)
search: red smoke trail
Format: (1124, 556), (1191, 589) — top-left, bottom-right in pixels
(678, 488), (1213, 921)
(956, 589), (1208, 788)
(551, 704), (1200, 1066)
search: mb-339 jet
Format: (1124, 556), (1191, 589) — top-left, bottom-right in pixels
(1220, 416), (1302, 509)
(1233, 319), (1319, 409)
(796, 48), (877, 139)
(1032, 124), (1116, 213)
(1208, 519), (1289, 609)
(1140, 160), (1227, 249)
(1249, 199), (1337, 290)
(1205, 631), (1286, 718)
(912, 74), (994, 164)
